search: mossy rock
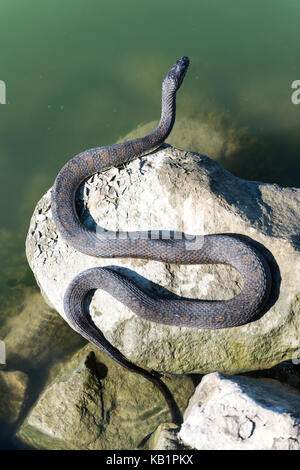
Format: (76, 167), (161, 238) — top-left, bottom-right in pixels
(17, 345), (195, 450)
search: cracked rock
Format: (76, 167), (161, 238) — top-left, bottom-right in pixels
(178, 372), (300, 450)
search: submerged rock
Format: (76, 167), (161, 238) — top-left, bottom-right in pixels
(1, 288), (84, 372)
(16, 345), (194, 450)
(0, 370), (28, 424)
(120, 117), (251, 165)
(178, 372), (300, 450)
(0, 285), (84, 448)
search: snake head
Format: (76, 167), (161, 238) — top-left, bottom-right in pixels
(163, 56), (190, 92)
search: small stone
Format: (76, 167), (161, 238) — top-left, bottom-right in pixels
(0, 370), (28, 424)
(25, 141), (300, 375)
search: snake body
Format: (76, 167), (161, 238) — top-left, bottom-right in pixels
(51, 57), (271, 421)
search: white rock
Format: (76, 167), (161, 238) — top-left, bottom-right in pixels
(178, 372), (300, 450)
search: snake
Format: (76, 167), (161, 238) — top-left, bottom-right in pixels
(51, 56), (272, 423)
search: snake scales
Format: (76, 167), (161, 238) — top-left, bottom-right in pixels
(51, 57), (272, 422)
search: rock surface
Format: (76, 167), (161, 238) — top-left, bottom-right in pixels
(0, 370), (28, 424)
(244, 361), (300, 389)
(26, 139), (300, 374)
(17, 345), (194, 450)
(1, 288), (84, 372)
(178, 372), (300, 450)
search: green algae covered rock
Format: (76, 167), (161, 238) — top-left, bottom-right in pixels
(17, 345), (194, 450)
(148, 423), (183, 450)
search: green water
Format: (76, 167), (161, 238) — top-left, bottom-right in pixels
(0, 0), (300, 449)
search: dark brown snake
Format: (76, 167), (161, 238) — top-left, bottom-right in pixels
(51, 57), (272, 423)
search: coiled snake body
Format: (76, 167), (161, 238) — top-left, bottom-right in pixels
(51, 57), (271, 422)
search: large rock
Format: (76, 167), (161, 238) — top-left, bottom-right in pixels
(0, 288), (85, 448)
(26, 141), (300, 374)
(17, 345), (194, 450)
(119, 117), (250, 166)
(178, 372), (300, 450)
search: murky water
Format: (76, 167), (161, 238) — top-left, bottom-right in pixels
(0, 0), (299, 448)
